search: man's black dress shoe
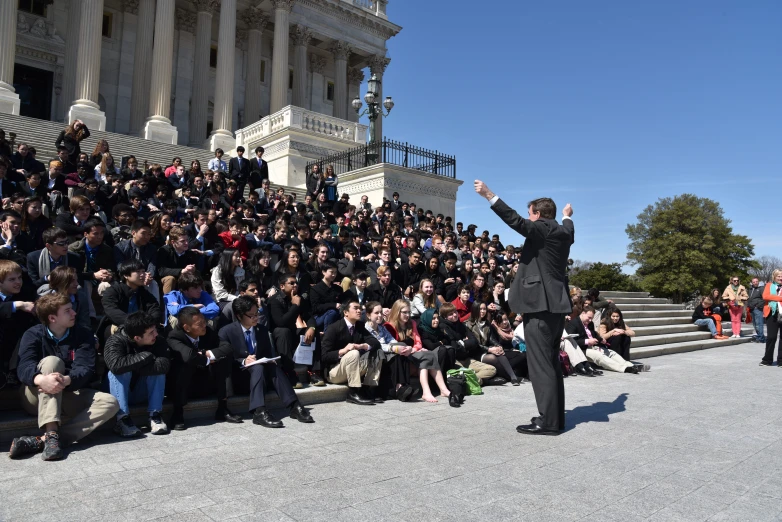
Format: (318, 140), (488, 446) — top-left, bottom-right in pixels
(486, 376), (507, 386)
(364, 385), (385, 403)
(346, 389), (374, 405)
(395, 384), (413, 402)
(216, 408), (244, 423)
(516, 423), (560, 436)
(170, 410), (186, 431)
(290, 403), (314, 423)
(253, 409), (283, 428)
(760, 360), (772, 366)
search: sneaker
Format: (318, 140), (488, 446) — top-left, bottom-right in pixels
(309, 372), (326, 387)
(635, 363), (651, 372)
(149, 413), (169, 435)
(8, 435), (44, 459)
(293, 381), (305, 390)
(41, 432), (63, 461)
(113, 415), (142, 438)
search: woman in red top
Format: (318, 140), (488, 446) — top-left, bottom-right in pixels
(218, 218), (249, 260)
(451, 285), (471, 322)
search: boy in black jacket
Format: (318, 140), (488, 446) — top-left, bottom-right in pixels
(10, 293), (119, 460)
(104, 312), (170, 437)
(692, 296), (728, 340)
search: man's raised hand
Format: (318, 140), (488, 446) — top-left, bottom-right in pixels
(563, 203), (573, 218)
(474, 180), (495, 201)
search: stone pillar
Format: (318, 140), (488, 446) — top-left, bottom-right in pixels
(309, 54), (326, 113)
(60, 0), (82, 121)
(205, 0), (237, 151)
(291, 25), (312, 109)
(188, 0), (215, 146)
(243, 7), (268, 126)
(347, 68), (364, 123)
(0, 0), (20, 115)
(128, 0), (155, 134)
(172, 7), (196, 139)
(369, 54), (391, 142)
(68, 0), (107, 130)
(330, 41), (351, 120)
(269, 0), (294, 114)
(142, 0), (177, 143)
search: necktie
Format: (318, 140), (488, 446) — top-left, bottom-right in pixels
(348, 325), (355, 337)
(76, 221), (82, 227)
(245, 330), (255, 355)
(193, 338), (199, 350)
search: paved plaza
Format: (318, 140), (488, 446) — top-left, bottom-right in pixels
(2, 343), (782, 522)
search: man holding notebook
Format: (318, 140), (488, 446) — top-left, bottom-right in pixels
(218, 296), (314, 428)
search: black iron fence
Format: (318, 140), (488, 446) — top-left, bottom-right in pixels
(305, 139), (456, 179)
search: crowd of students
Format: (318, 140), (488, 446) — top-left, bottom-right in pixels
(1, 122), (656, 462)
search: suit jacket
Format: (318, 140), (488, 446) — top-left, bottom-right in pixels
(249, 157), (269, 187)
(564, 316), (602, 351)
(68, 238), (116, 283)
(156, 244), (199, 279)
(101, 281), (161, 327)
(228, 156), (251, 183)
(218, 321), (276, 364)
(491, 198), (573, 314)
(167, 326), (232, 367)
(321, 318), (381, 367)
(26, 249), (83, 288)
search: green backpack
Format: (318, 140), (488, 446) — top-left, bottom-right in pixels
(447, 368), (482, 395)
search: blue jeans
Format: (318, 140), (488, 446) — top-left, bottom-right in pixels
(108, 371), (166, 418)
(752, 308), (766, 340)
(315, 308), (340, 332)
(694, 318), (717, 337)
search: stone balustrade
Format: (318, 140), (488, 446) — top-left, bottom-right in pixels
(344, 0), (387, 17)
(235, 105), (368, 150)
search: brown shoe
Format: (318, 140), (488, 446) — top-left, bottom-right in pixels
(715, 335), (730, 340)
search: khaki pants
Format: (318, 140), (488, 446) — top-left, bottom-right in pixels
(456, 358), (496, 382)
(327, 350), (381, 387)
(20, 356), (119, 444)
(161, 276), (178, 294)
(585, 347), (633, 373)
(561, 338), (588, 366)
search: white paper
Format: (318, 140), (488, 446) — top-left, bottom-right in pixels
(243, 356), (280, 368)
(293, 336), (316, 365)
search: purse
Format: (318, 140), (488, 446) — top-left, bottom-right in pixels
(447, 368), (482, 395)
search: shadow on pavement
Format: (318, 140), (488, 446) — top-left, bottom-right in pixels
(566, 392), (628, 428)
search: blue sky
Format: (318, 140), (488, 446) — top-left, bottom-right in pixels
(362, 0), (782, 268)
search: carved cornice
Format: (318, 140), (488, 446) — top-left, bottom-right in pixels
(309, 54), (326, 74)
(263, 139), (336, 158)
(329, 40), (352, 61)
(192, 0), (218, 15)
(341, 175), (459, 201)
(347, 68), (365, 84)
(235, 28), (248, 50)
(291, 24), (312, 47)
(243, 6), (269, 31)
(270, 0), (295, 12)
(122, 0), (139, 15)
(176, 8), (197, 31)
(369, 55), (390, 75)
(15, 44), (60, 64)
(296, 0), (401, 41)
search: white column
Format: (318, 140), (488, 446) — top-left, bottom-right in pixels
(188, 0), (215, 146)
(60, 0), (82, 121)
(330, 41), (351, 120)
(205, 0), (237, 151)
(269, 0), (294, 114)
(243, 7), (268, 126)
(0, 0), (20, 115)
(291, 24), (312, 109)
(128, 0), (156, 134)
(68, 0), (106, 129)
(173, 8), (196, 139)
(369, 54), (390, 142)
(309, 53), (326, 113)
(142, 0), (177, 143)
(347, 68), (364, 123)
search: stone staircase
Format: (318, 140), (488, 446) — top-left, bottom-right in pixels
(0, 113), (215, 168)
(601, 291), (755, 359)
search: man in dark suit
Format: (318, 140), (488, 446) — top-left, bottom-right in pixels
(248, 146), (269, 195)
(166, 307), (241, 430)
(228, 146), (251, 196)
(475, 180), (574, 435)
(321, 299), (383, 405)
(218, 296), (313, 428)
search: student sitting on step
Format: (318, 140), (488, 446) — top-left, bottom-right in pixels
(692, 296), (729, 340)
(566, 306), (648, 374)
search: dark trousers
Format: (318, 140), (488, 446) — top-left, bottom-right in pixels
(231, 361), (297, 412)
(378, 352), (411, 399)
(763, 314), (781, 363)
(607, 334), (632, 361)
(524, 311), (566, 431)
(168, 357), (231, 413)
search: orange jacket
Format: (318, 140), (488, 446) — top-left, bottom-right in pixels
(762, 283), (782, 318)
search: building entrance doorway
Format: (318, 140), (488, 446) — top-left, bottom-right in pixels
(13, 63), (53, 121)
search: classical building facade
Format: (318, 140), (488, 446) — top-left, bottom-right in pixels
(0, 0), (400, 149)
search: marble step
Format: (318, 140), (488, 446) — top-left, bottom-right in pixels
(623, 310), (692, 319)
(631, 335), (755, 360)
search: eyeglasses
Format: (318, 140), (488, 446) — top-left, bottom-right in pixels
(52, 241), (69, 247)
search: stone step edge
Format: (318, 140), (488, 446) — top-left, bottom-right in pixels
(0, 383), (348, 442)
(631, 336), (754, 360)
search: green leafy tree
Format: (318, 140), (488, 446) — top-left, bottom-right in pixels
(626, 194), (758, 303)
(569, 262), (642, 292)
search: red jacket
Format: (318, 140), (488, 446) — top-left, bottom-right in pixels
(218, 231), (249, 260)
(452, 297), (471, 323)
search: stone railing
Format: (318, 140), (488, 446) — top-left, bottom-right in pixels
(343, 0), (387, 17)
(235, 105), (368, 149)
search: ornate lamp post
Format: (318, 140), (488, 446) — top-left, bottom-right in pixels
(352, 73), (394, 144)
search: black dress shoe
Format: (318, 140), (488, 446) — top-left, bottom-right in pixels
(215, 408), (244, 424)
(516, 423), (560, 436)
(760, 360), (772, 366)
(170, 417), (186, 431)
(346, 389), (374, 405)
(253, 409), (283, 428)
(290, 403), (314, 423)
(486, 376), (507, 386)
(448, 394), (461, 408)
(364, 385), (385, 403)
(395, 384), (414, 402)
